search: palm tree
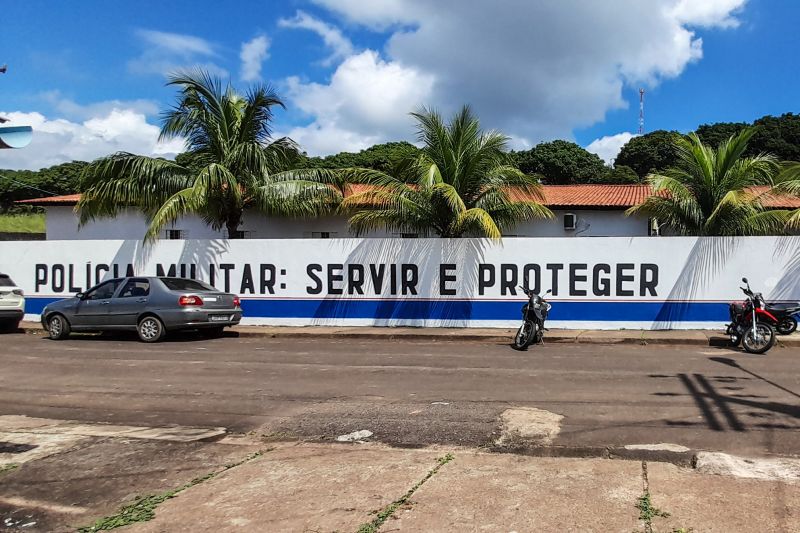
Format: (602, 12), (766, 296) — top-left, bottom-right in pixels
(340, 106), (551, 238)
(627, 129), (791, 236)
(78, 70), (341, 240)
(774, 162), (800, 230)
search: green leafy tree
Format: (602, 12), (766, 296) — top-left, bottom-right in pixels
(78, 71), (336, 240)
(340, 106), (552, 238)
(696, 114), (800, 161)
(303, 142), (421, 172)
(750, 113), (800, 161)
(615, 130), (683, 178)
(627, 129), (790, 236)
(512, 140), (606, 184)
(695, 121), (748, 150)
(0, 161), (87, 212)
(597, 164), (640, 184)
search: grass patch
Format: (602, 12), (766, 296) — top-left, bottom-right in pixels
(356, 453), (454, 533)
(0, 213), (45, 233)
(77, 450), (266, 532)
(0, 463), (18, 477)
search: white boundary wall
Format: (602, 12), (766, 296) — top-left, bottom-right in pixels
(1, 236), (798, 329)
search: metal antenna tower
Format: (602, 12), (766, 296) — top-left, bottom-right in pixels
(638, 88), (645, 135)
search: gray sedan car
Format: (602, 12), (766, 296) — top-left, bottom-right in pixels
(41, 276), (242, 342)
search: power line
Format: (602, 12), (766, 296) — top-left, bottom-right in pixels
(0, 173), (60, 196)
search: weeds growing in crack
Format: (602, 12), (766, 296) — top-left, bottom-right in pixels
(634, 461), (692, 533)
(0, 463), (18, 477)
(355, 453), (454, 533)
(76, 450), (267, 532)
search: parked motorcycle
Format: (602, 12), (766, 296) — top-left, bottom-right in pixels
(726, 277), (778, 354)
(512, 287), (551, 351)
(764, 301), (800, 335)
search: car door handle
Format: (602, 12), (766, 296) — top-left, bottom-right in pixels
(100, 301), (111, 305)
(137, 298), (148, 303)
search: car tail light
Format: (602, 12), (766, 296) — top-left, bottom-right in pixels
(178, 295), (203, 306)
(12, 289), (23, 296)
(233, 296), (240, 308)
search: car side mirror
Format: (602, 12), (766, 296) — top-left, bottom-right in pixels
(545, 289), (552, 295)
(741, 277), (748, 283)
(75, 292), (85, 300)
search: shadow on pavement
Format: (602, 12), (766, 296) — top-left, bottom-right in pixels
(35, 330), (240, 344)
(649, 360), (800, 435)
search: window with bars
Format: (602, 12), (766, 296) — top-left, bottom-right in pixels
(310, 231), (337, 239)
(166, 229), (186, 240)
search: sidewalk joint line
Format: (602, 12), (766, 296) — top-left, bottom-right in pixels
(76, 448), (270, 532)
(355, 453), (454, 533)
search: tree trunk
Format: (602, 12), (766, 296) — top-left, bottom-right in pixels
(226, 217), (242, 239)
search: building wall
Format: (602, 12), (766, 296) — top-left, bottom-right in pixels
(512, 210), (651, 237)
(46, 207), (226, 240)
(44, 207), (652, 240)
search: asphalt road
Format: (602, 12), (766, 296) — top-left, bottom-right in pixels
(2, 331), (799, 456)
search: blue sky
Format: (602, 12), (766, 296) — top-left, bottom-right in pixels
(1, 0), (798, 169)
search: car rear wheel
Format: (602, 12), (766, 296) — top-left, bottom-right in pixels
(47, 314), (71, 340)
(137, 316), (166, 343)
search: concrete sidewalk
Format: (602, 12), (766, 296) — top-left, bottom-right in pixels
(20, 321), (800, 346)
(125, 442), (799, 533)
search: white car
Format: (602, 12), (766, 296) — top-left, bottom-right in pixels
(0, 273), (24, 331)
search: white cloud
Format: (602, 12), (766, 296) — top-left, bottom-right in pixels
(298, 0), (746, 151)
(586, 132), (637, 164)
(38, 90), (159, 120)
(128, 29), (228, 78)
(670, 0), (745, 28)
(239, 35), (270, 82)
(136, 29), (215, 56)
(282, 50), (434, 155)
(278, 11), (354, 66)
(311, 0), (415, 29)
(0, 110), (184, 170)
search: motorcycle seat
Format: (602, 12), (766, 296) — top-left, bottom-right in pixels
(766, 303), (800, 312)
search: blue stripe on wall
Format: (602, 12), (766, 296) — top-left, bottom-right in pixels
(25, 296), (730, 322)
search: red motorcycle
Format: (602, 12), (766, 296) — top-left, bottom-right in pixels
(726, 277), (778, 354)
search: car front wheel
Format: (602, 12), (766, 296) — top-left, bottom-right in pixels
(137, 316), (166, 343)
(47, 314), (71, 340)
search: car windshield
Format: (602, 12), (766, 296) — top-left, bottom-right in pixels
(0, 275), (16, 287)
(160, 278), (216, 292)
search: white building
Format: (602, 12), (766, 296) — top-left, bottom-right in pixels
(20, 185), (671, 240)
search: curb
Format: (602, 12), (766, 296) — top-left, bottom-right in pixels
(19, 324), (800, 347)
(490, 444), (697, 467)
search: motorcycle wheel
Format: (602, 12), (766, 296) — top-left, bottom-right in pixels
(512, 321), (536, 351)
(726, 325), (741, 346)
(776, 317), (798, 335)
(742, 323), (776, 354)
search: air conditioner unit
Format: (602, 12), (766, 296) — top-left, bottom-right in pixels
(564, 213), (577, 231)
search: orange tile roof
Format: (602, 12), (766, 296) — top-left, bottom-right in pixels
(17, 185), (800, 209)
(539, 184), (653, 208)
(17, 193), (82, 206)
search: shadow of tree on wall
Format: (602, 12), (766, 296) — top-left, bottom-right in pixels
(770, 236), (800, 302)
(310, 238), (491, 327)
(178, 239), (230, 282)
(652, 237), (739, 329)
